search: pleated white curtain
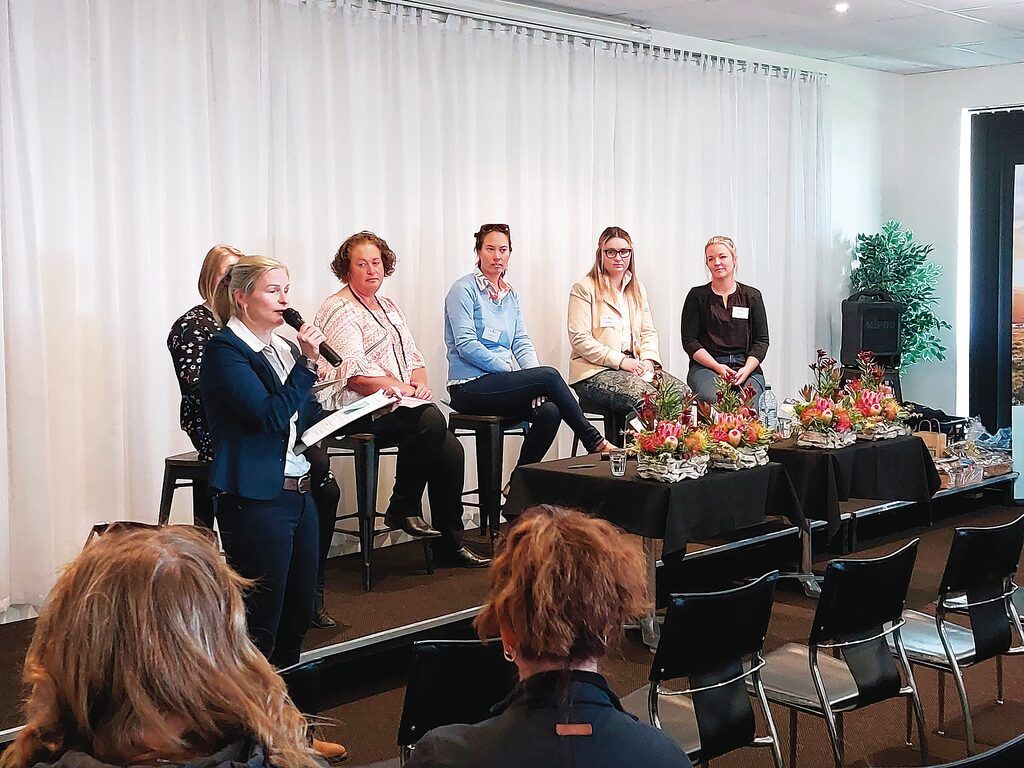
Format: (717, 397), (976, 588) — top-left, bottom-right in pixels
(0, 0), (830, 609)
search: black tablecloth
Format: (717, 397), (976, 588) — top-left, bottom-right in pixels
(767, 434), (940, 539)
(503, 457), (805, 558)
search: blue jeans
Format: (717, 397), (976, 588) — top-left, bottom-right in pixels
(216, 488), (318, 667)
(687, 353), (766, 404)
(449, 366), (605, 464)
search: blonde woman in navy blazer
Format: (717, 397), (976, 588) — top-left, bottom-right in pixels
(201, 255), (328, 668)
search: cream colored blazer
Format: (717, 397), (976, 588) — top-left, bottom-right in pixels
(567, 275), (662, 384)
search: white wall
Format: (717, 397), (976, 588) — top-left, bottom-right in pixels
(897, 63), (1024, 414)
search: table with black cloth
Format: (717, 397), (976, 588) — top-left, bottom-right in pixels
(767, 434), (940, 541)
(504, 457), (805, 560)
(505, 456), (806, 647)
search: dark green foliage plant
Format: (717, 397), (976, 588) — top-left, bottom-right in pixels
(849, 219), (952, 368)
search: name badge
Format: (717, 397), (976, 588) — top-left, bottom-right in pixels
(386, 311), (403, 326)
(732, 306), (750, 320)
(599, 314), (617, 328)
(482, 326), (502, 342)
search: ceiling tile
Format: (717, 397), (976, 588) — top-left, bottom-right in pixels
(956, 35), (1024, 58)
(955, 2), (1024, 31)
(733, 20), (926, 58)
(851, 11), (1024, 45)
(902, 0), (1023, 10)
(833, 52), (941, 71)
(898, 42), (1019, 64)
(762, 0), (932, 22)
(636, 1), (817, 41)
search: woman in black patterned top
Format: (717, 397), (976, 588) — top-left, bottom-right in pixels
(168, 246), (243, 462)
(166, 245), (342, 628)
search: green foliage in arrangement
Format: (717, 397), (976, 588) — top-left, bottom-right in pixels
(850, 219), (952, 368)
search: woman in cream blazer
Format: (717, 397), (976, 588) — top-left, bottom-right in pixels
(568, 227), (687, 416)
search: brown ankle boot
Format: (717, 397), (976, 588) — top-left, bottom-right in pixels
(312, 738), (348, 762)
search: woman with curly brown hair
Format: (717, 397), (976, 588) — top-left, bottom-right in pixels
(0, 526), (334, 768)
(406, 506), (692, 768)
(312, 231), (487, 569)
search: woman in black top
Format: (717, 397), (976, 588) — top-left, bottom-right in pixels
(405, 506), (691, 768)
(680, 235), (769, 403)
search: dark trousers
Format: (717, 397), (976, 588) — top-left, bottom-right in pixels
(354, 403), (465, 555)
(216, 488), (318, 667)
(306, 446), (341, 588)
(449, 366), (604, 465)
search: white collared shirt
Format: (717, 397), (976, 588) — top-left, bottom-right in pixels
(227, 317), (311, 477)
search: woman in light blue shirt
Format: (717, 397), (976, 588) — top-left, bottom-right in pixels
(445, 224), (610, 467)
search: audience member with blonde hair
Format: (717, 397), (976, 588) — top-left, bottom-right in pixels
(406, 506), (692, 768)
(0, 526), (326, 768)
(680, 235), (770, 403)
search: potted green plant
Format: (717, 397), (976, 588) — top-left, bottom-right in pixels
(849, 219), (951, 367)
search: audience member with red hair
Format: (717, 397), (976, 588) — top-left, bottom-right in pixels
(406, 506), (692, 768)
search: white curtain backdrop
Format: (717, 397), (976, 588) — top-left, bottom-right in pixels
(0, 0), (830, 608)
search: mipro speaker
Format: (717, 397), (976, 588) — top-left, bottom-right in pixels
(841, 290), (904, 368)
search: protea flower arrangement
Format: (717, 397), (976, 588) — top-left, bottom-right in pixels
(846, 351), (912, 440)
(693, 376), (776, 469)
(627, 375), (710, 481)
(792, 351), (857, 448)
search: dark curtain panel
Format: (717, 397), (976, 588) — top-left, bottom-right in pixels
(970, 110), (1024, 431)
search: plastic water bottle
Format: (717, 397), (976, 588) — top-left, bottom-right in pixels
(758, 385), (778, 430)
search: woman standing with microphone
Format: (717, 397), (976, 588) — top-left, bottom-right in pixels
(201, 255), (331, 669)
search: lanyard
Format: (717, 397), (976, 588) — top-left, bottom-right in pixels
(351, 290), (410, 380)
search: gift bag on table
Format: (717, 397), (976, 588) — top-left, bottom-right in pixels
(915, 419), (947, 458)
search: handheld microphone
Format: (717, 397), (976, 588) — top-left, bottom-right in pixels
(281, 308), (343, 368)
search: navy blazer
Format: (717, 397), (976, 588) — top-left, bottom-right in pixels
(405, 671), (692, 768)
(201, 327), (326, 500)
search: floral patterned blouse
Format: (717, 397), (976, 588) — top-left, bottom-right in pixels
(167, 303), (221, 461)
(313, 286), (426, 410)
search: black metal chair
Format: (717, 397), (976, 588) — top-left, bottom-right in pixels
(759, 539), (926, 768)
(883, 732), (1024, 768)
(158, 451), (212, 526)
(892, 513), (1024, 757)
(397, 639), (517, 765)
(321, 432), (433, 592)
(446, 413), (528, 543)
(621, 571), (784, 768)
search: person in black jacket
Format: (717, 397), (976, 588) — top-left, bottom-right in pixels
(405, 506), (692, 768)
(0, 526), (329, 768)
(201, 255), (334, 668)
(168, 245), (340, 629)
(680, 235), (770, 403)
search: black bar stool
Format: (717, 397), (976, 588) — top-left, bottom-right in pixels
(158, 451), (211, 526)
(447, 413), (528, 543)
(571, 406), (627, 455)
(321, 432), (433, 592)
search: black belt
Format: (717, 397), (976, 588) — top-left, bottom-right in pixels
(283, 474), (311, 493)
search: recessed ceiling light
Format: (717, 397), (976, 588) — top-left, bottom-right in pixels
(834, 2), (850, 12)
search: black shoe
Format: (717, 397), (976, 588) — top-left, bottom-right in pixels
(447, 546), (491, 568)
(311, 604), (337, 629)
(384, 513), (442, 539)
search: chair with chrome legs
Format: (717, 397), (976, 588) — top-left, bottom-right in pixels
(621, 571), (785, 768)
(397, 639), (516, 765)
(891, 513), (1024, 758)
(759, 539), (926, 768)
